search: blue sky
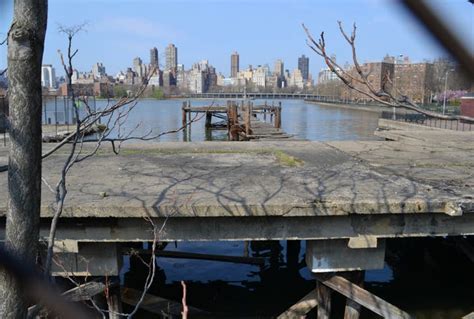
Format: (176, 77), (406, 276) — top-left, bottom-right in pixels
(0, 0), (472, 78)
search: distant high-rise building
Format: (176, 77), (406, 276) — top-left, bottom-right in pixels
(231, 51), (239, 78)
(166, 44), (178, 73)
(41, 64), (56, 88)
(298, 55), (309, 80)
(133, 57), (148, 79)
(133, 57), (143, 76)
(274, 59), (284, 78)
(92, 62), (106, 79)
(150, 47), (159, 69)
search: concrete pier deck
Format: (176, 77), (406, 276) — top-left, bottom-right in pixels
(0, 140), (472, 219)
(0, 121), (473, 229)
(0, 120), (473, 276)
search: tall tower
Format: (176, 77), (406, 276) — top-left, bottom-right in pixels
(166, 44), (178, 73)
(298, 54), (309, 80)
(274, 59), (284, 77)
(150, 47), (159, 69)
(41, 64), (56, 88)
(231, 51), (239, 78)
(133, 57), (143, 78)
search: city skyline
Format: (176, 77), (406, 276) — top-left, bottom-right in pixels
(0, 0), (472, 77)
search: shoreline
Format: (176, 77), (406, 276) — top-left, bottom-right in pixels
(306, 100), (391, 114)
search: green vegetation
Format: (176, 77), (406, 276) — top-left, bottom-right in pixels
(150, 88), (164, 100)
(273, 150), (304, 167)
(113, 86), (128, 98)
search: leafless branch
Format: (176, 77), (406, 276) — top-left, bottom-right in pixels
(181, 281), (189, 319)
(40, 21), (202, 318)
(302, 22), (474, 123)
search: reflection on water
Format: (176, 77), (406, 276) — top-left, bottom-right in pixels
(122, 238), (474, 318)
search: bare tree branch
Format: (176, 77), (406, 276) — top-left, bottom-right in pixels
(302, 22), (474, 123)
(38, 21), (210, 318)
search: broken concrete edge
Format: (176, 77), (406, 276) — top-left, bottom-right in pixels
(0, 199), (470, 219)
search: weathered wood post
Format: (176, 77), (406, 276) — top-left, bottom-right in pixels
(187, 100), (192, 123)
(274, 102), (282, 129)
(226, 100), (231, 137)
(245, 101), (252, 136)
(343, 271), (365, 319)
(316, 281), (332, 319)
(233, 102), (239, 141)
(228, 101), (239, 141)
(182, 101), (187, 127)
(187, 101), (192, 140)
(205, 111), (212, 128)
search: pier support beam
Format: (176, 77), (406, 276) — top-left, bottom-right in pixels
(50, 242), (122, 277)
(305, 239), (385, 273)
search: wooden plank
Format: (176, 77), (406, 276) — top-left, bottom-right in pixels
(28, 281), (106, 317)
(121, 287), (207, 317)
(316, 281), (332, 319)
(277, 289), (318, 319)
(315, 274), (413, 319)
(64, 281), (106, 302)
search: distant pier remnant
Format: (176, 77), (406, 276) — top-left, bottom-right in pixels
(182, 100), (290, 141)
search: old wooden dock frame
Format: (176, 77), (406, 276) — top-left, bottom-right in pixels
(181, 100), (287, 141)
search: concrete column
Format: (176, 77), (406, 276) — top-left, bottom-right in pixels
(305, 239), (385, 273)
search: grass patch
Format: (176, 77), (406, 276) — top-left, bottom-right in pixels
(273, 150), (304, 167)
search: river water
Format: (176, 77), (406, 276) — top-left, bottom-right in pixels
(44, 98), (473, 318)
(43, 98), (381, 142)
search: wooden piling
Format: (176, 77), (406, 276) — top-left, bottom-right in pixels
(182, 101), (187, 127)
(205, 112), (212, 128)
(226, 100), (232, 134)
(187, 101), (191, 123)
(228, 101), (239, 141)
(343, 271), (364, 319)
(245, 102), (252, 136)
(274, 102), (282, 129)
(316, 280), (332, 319)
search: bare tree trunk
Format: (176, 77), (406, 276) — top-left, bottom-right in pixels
(0, 1), (47, 317)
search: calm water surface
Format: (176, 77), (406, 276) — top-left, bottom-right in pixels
(44, 98), (381, 142)
(45, 98), (473, 317)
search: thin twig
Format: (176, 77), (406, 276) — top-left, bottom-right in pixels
(302, 22), (474, 123)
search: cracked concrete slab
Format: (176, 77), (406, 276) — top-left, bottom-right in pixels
(0, 135), (472, 218)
